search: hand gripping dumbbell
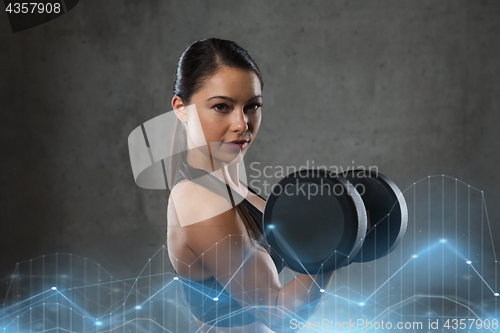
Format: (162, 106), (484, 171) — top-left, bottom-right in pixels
(262, 169), (408, 274)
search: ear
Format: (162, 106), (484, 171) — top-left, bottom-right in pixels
(172, 95), (188, 123)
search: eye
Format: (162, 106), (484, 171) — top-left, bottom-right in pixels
(246, 102), (262, 112)
(213, 103), (230, 112)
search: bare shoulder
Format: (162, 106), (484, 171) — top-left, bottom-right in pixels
(168, 179), (239, 228)
(168, 179), (258, 258)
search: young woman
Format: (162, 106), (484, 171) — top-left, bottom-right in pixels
(166, 38), (334, 333)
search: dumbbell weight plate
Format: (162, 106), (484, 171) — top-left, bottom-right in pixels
(337, 170), (408, 263)
(262, 169), (367, 274)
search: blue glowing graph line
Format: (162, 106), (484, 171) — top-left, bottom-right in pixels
(319, 240), (498, 309)
(5, 239), (493, 321)
(363, 257), (414, 302)
(178, 174), (497, 314)
(403, 175), (497, 258)
(481, 192), (498, 264)
(469, 264), (497, 295)
(214, 238), (259, 300)
(122, 245), (166, 304)
(370, 295), (491, 332)
(1, 174), (499, 332)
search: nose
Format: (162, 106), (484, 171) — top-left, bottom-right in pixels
(231, 108), (248, 133)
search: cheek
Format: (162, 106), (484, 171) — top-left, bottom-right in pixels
(186, 113), (206, 145)
(249, 113), (262, 134)
(197, 113), (229, 142)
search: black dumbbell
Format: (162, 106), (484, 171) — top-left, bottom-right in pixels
(262, 169), (408, 274)
(339, 169), (408, 263)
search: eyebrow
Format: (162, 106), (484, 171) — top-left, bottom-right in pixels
(207, 95), (262, 103)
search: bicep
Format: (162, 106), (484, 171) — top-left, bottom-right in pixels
(183, 207), (282, 308)
(171, 182), (282, 316)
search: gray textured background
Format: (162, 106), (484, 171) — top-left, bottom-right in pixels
(1, 0), (499, 293)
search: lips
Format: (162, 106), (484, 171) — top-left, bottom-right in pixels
(223, 140), (249, 150)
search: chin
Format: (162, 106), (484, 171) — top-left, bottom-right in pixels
(214, 149), (246, 166)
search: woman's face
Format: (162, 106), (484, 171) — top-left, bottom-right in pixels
(176, 66), (262, 166)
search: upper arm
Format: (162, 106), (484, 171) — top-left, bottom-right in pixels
(170, 180), (282, 322)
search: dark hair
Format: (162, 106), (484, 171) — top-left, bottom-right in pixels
(173, 38), (263, 103)
(168, 38), (267, 247)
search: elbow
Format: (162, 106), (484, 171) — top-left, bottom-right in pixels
(259, 288), (318, 333)
(253, 286), (325, 332)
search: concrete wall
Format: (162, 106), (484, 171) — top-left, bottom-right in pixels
(1, 0), (499, 290)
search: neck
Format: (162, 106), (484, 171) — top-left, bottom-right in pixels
(186, 148), (242, 189)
